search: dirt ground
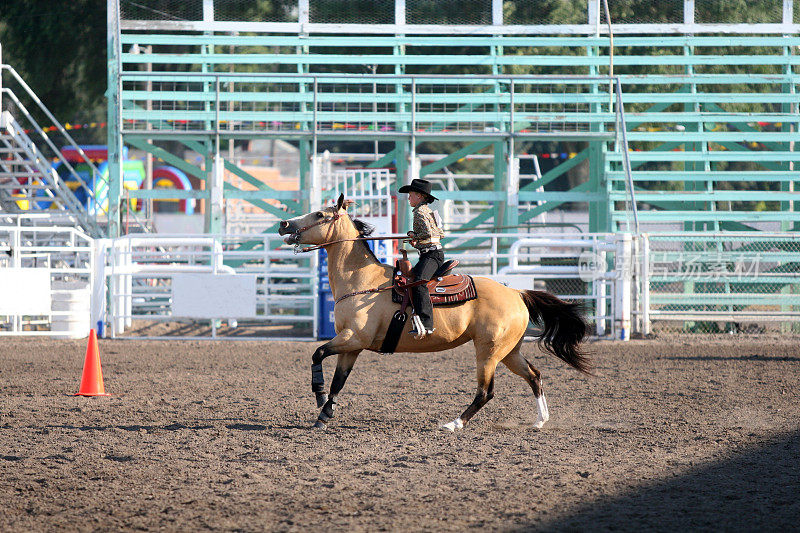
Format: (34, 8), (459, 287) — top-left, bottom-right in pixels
(1, 335), (798, 532)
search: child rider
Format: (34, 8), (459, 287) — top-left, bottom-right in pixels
(398, 178), (445, 338)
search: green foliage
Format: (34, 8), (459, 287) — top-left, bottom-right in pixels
(0, 0), (106, 139)
(504, 0), (587, 25)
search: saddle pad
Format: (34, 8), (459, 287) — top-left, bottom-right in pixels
(392, 274), (478, 306)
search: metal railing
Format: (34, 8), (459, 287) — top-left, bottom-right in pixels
(104, 233), (318, 340)
(119, 73), (619, 141)
(0, 215), (97, 336)
(0, 61), (108, 235)
(9, 221), (800, 338)
(614, 78), (639, 235)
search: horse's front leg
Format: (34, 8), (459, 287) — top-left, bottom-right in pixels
(311, 344), (334, 408)
(310, 329), (362, 408)
(314, 350), (361, 429)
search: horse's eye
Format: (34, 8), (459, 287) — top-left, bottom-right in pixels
(316, 211), (325, 218)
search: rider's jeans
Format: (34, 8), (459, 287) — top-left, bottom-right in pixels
(411, 249), (445, 330)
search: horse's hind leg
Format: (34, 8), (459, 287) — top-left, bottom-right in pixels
(441, 357), (498, 432)
(501, 342), (549, 428)
(314, 350), (361, 429)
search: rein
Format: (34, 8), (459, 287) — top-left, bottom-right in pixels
(293, 235), (411, 254)
(335, 279), (427, 304)
(288, 212), (417, 304)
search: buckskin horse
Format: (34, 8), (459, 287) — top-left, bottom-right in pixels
(279, 194), (591, 431)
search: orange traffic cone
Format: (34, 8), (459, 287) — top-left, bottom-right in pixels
(75, 329), (110, 397)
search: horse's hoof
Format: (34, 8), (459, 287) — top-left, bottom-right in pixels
(312, 420), (327, 430)
(533, 419), (546, 429)
(440, 418), (464, 432)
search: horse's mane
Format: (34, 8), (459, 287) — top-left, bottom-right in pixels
(351, 218), (380, 264)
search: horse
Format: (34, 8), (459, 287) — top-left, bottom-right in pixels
(278, 194), (591, 431)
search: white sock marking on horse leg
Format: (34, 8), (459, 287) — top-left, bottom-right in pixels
(440, 417), (464, 432)
(534, 393), (549, 429)
(541, 392), (549, 419)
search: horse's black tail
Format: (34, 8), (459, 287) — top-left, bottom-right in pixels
(519, 290), (592, 374)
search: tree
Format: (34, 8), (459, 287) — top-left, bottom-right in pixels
(0, 0), (106, 139)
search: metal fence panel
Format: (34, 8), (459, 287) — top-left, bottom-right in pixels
(105, 233), (318, 339)
(643, 233), (800, 333)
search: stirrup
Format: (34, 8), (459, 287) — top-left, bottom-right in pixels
(409, 315), (434, 339)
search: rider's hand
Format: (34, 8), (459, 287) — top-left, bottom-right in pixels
(407, 231), (415, 238)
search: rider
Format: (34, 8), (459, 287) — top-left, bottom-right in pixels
(398, 178), (445, 338)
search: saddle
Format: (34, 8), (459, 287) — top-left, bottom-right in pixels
(379, 251), (477, 354)
(390, 270), (476, 305)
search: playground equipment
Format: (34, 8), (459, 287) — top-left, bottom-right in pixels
(54, 145), (195, 216)
(151, 166), (194, 214)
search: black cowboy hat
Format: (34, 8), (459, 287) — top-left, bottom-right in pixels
(398, 178), (438, 202)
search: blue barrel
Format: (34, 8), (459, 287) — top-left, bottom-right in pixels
(317, 240), (390, 339)
(317, 250), (336, 339)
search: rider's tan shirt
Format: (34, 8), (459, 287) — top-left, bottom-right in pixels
(409, 204), (445, 249)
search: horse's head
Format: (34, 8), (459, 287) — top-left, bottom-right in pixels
(278, 193), (355, 246)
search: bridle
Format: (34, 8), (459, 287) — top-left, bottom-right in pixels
(289, 209), (409, 254)
(294, 210), (342, 235)
(287, 209), (343, 253)
(287, 208), (418, 305)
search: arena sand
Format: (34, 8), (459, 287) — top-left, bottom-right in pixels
(1, 336), (798, 531)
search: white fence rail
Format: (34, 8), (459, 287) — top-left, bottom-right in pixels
(0, 224), (637, 341)
(0, 215), (99, 338)
(103, 233), (318, 340)
(10, 220), (800, 339)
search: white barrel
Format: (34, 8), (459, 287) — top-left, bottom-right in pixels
(51, 281), (91, 339)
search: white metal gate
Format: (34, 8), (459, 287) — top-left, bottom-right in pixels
(0, 215), (99, 338)
(103, 233), (318, 339)
(320, 164), (396, 263)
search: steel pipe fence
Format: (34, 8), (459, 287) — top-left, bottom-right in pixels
(101, 231), (631, 340)
(6, 217), (800, 338)
(103, 233), (318, 340)
(0, 215), (97, 337)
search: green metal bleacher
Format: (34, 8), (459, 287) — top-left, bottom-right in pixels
(109, 0), (799, 237)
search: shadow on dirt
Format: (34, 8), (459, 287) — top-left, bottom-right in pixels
(225, 423), (267, 431)
(47, 423), (213, 432)
(664, 354), (800, 362)
(523, 430), (800, 532)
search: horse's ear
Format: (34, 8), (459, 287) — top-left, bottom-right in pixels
(336, 193), (345, 210)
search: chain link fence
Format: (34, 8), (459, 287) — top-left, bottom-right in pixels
(120, 0), (205, 21)
(310, 0), (393, 24)
(600, 0), (683, 24)
(695, 0), (784, 24)
(119, 0), (793, 24)
(644, 233), (800, 334)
